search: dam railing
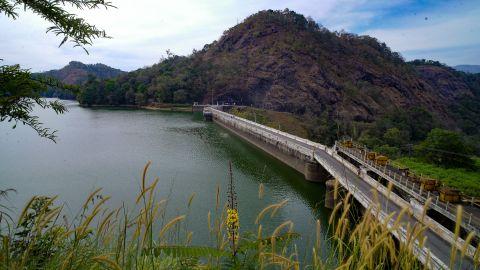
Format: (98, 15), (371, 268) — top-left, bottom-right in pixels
(206, 106), (479, 269)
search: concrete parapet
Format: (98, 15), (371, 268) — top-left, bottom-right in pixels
(210, 108), (331, 183)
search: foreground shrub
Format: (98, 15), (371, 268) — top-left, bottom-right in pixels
(0, 162), (477, 269)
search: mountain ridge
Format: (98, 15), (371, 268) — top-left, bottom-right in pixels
(454, 65), (480, 74)
(77, 9), (480, 144)
(39, 61), (125, 85)
(37, 61), (125, 99)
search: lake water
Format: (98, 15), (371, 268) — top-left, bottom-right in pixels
(0, 100), (330, 259)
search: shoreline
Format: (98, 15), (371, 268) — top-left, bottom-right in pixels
(79, 103), (194, 112)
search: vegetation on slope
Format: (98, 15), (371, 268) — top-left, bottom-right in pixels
(39, 61), (125, 86)
(37, 61), (125, 100)
(394, 157), (480, 197)
(77, 9), (480, 149)
(2, 163), (476, 269)
(229, 107), (309, 138)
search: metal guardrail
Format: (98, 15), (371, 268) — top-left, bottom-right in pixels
(211, 107), (480, 233)
(316, 148), (448, 270)
(207, 107), (475, 269)
(209, 108), (325, 158)
(337, 145), (480, 236)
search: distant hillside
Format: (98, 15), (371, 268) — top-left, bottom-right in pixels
(78, 9), (480, 145)
(37, 61), (125, 99)
(40, 61), (125, 85)
(454, 65), (480, 74)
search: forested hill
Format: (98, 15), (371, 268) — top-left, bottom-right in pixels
(38, 61), (125, 99)
(39, 61), (125, 85)
(78, 9), (480, 144)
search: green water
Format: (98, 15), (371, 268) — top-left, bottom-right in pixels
(0, 100), (330, 259)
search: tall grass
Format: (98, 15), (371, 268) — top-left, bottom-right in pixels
(0, 163), (478, 269)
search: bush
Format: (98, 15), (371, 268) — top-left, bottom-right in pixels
(383, 127), (408, 147)
(415, 128), (474, 168)
(0, 163), (447, 269)
(374, 144), (400, 158)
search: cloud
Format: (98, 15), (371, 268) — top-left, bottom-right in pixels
(1, 0), (478, 71)
(362, 2), (480, 64)
(364, 9), (479, 51)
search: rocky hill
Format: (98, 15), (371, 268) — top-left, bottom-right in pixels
(40, 61), (125, 85)
(78, 9), (480, 144)
(37, 61), (124, 99)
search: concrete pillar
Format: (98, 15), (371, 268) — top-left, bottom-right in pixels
(304, 161), (329, 182)
(203, 112), (213, 121)
(325, 179), (336, 209)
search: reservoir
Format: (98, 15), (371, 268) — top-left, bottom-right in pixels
(0, 100), (330, 258)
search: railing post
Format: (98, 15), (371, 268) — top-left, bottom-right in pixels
(446, 201), (449, 210)
(469, 213), (472, 225)
(436, 196), (439, 205)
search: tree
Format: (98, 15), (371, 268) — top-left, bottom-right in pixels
(0, 65), (67, 141)
(134, 92), (146, 106)
(383, 127), (409, 147)
(0, 0), (114, 142)
(415, 128), (474, 168)
(77, 75), (99, 106)
(173, 89), (187, 103)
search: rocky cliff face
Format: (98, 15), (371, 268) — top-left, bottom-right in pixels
(198, 10), (477, 130)
(77, 9), (480, 139)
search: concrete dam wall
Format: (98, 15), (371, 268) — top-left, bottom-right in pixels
(208, 108), (329, 182)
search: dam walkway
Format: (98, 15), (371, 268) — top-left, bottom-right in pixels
(205, 106), (478, 270)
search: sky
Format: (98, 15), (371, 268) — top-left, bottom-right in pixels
(0, 0), (479, 72)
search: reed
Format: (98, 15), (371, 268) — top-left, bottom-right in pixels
(0, 162), (476, 269)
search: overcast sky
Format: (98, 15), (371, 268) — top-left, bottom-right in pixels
(1, 0), (479, 72)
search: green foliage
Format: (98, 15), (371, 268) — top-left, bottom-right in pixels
(415, 128), (475, 168)
(1, 0), (113, 141)
(36, 61), (125, 95)
(0, 64), (68, 141)
(76, 75), (99, 106)
(383, 127), (408, 147)
(376, 108), (434, 142)
(374, 144), (400, 159)
(10, 197), (64, 268)
(72, 9), (478, 150)
(0, 0), (114, 52)
(78, 54), (210, 106)
(394, 157), (480, 196)
(0, 163), (471, 269)
(172, 89), (187, 103)
(357, 131), (383, 149)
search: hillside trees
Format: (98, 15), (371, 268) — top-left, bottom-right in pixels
(75, 9), (479, 151)
(78, 52), (213, 106)
(0, 0), (113, 141)
(415, 128), (475, 168)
